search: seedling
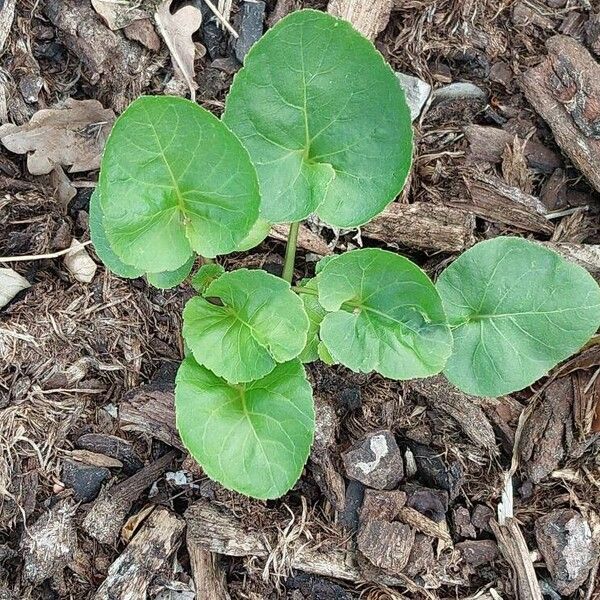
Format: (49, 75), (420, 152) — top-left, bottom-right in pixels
(92, 10), (600, 499)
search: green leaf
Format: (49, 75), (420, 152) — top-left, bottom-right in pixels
(191, 263), (225, 294)
(146, 256), (195, 289)
(89, 189), (143, 279)
(223, 9), (412, 227)
(98, 95), (260, 272)
(176, 357), (314, 499)
(182, 269), (310, 383)
(297, 277), (327, 363)
(317, 248), (452, 379)
(437, 237), (600, 396)
(235, 217), (271, 252)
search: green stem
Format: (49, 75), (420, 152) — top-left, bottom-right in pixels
(202, 256), (215, 265)
(282, 222), (300, 284)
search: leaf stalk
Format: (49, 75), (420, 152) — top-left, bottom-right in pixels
(282, 222), (300, 284)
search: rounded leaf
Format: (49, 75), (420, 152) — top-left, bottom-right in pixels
(191, 263), (225, 294)
(89, 189), (143, 279)
(223, 10), (413, 227)
(437, 237), (600, 396)
(182, 269), (310, 383)
(318, 249), (453, 379)
(146, 256), (195, 289)
(176, 357), (315, 499)
(99, 96), (260, 272)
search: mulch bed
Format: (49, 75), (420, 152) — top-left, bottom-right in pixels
(1, 1), (599, 598)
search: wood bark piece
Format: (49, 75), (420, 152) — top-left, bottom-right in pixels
(521, 36), (600, 194)
(362, 202), (476, 253)
(120, 385), (183, 450)
(82, 450), (177, 544)
(93, 506), (185, 600)
(491, 518), (543, 600)
(409, 376), (497, 451)
(519, 377), (574, 483)
(455, 172), (553, 234)
(21, 500), (77, 585)
(0, 0), (16, 55)
(187, 543), (230, 600)
(357, 521), (414, 574)
(464, 125), (560, 173)
(327, 0), (392, 40)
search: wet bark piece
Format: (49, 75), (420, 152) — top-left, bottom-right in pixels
(327, 0), (392, 40)
(464, 125), (561, 173)
(82, 450), (177, 544)
(521, 35), (600, 194)
(362, 202), (476, 253)
(454, 172), (553, 235)
(535, 509), (597, 595)
(93, 507), (185, 600)
(519, 377), (574, 483)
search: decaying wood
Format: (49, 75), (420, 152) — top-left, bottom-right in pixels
(187, 542), (230, 600)
(362, 202), (476, 253)
(540, 242), (600, 278)
(454, 172), (554, 235)
(120, 385), (183, 450)
(83, 450), (177, 544)
(464, 125), (561, 173)
(408, 376), (497, 451)
(271, 223), (332, 256)
(93, 506), (185, 600)
(491, 518), (543, 600)
(521, 36), (600, 194)
(21, 500), (77, 585)
(327, 0), (392, 40)
(0, 0), (16, 55)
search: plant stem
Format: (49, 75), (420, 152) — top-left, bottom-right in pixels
(282, 222), (300, 284)
(202, 256), (215, 265)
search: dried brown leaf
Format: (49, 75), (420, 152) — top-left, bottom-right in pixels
(0, 99), (115, 175)
(155, 0), (202, 100)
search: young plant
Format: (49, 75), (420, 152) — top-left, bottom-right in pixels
(92, 9), (600, 500)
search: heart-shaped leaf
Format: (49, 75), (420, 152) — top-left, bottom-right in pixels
(191, 263), (225, 294)
(317, 248), (452, 379)
(183, 269), (309, 383)
(437, 237), (600, 396)
(89, 189), (143, 279)
(223, 9), (412, 227)
(176, 357), (314, 499)
(98, 95), (260, 272)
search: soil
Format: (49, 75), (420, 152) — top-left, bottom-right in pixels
(1, 1), (600, 599)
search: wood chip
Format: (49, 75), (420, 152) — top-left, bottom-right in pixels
(0, 0), (16, 55)
(362, 202), (476, 253)
(521, 36), (600, 195)
(357, 521), (415, 574)
(270, 223), (331, 256)
(454, 172), (553, 234)
(327, 0), (392, 40)
(187, 542), (230, 600)
(93, 507), (185, 600)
